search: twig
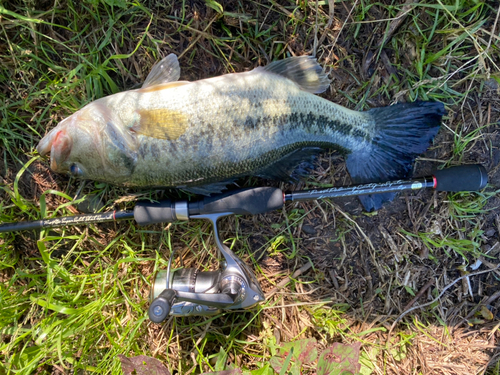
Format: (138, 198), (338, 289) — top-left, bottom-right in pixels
(387, 265), (500, 338)
(314, 0), (335, 54)
(328, 269), (340, 289)
(327, 0), (358, 54)
(268, 0), (303, 19)
(402, 278), (435, 312)
(266, 261), (313, 298)
(465, 290), (500, 320)
(334, 204), (384, 281)
(178, 16), (218, 60)
(479, 351), (500, 375)
(484, 4), (499, 57)
(479, 256), (500, 278)
(375, 0), (419, 48)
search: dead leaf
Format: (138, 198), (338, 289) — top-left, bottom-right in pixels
(480, 305), (494, 320)
(317, 342), (361, 375)
(201, 370), (243, 375)
(270, 338), (318, 373)
(118, 355), (170, 375)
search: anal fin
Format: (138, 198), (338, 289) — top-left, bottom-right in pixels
(255, 147), (323, 182)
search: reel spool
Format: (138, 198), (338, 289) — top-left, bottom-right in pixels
(148, 213), (265, 322)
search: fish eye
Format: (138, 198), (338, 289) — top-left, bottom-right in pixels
(69, 164), (83, 177)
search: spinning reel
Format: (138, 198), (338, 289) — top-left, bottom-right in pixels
(148, 213), (265, 322)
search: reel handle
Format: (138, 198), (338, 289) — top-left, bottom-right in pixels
(148, 288), (236, 322)
(149, 289), (176, 323)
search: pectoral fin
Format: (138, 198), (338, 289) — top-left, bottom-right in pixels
(104, 121), (138, 175)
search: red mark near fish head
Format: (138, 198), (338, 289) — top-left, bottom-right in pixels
(50, 130), (73, 171)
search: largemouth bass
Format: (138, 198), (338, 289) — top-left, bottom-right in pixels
(37, 54), (444, 211)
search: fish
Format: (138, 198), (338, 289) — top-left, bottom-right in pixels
(37, 54), (445, 211)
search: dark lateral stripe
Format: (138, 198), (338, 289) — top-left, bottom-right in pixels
(241, 112), (370, 139)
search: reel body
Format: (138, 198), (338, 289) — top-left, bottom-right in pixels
(148, 213), (265, 322)
(151, 269), (222, 316)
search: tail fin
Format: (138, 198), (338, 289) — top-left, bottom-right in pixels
(345, 101), (445, 211)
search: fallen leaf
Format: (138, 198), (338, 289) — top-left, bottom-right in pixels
(480, 305), (494, 320)
(317, 342), (361, 375)
(270, 338), (318, 373)
(118, 355), (170, 375)
(283, 338), (318, 365)
(200, 370), (243, 375)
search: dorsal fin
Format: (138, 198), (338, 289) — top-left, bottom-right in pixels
(142, 53), (181, 88)
(257, 56), (330, 94)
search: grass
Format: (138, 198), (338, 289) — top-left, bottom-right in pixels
(1, 0), (500, 374)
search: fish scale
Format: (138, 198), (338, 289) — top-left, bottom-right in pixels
(122, 74), (366, 187)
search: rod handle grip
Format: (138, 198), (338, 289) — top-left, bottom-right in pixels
(134, 200), (175, 226)
(433, 164), (488, 192)
(195, 187), (284, 216)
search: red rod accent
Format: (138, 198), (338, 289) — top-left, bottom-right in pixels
(433, 176), (437, 189)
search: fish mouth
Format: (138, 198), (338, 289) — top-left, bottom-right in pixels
(37, 127), (58, 157)
(37, 127), (73, 171)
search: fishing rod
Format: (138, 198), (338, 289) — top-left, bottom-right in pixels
(0, 164), (488, 322)
(0, 164), (487, 233)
